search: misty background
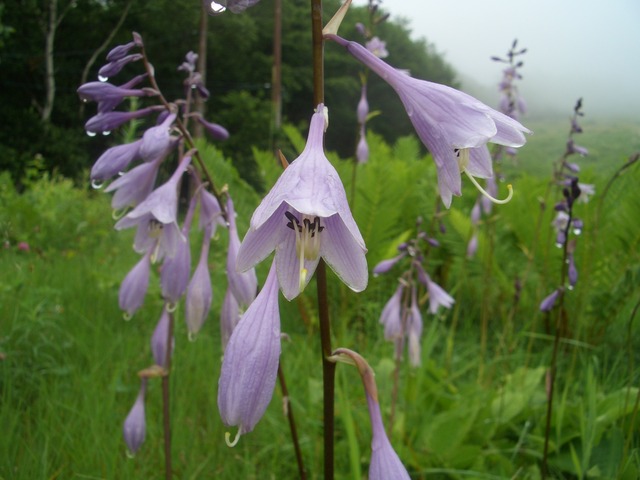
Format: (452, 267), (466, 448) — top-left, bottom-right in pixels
(356, 0), (640, 120)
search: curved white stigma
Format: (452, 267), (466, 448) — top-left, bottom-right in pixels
(463, 169), (514, 205)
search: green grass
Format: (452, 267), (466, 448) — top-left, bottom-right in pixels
(1, 120), (640, 479)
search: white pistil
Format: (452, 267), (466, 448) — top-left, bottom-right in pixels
(293, 215), (323, 292)
(463, 169), (514, 204)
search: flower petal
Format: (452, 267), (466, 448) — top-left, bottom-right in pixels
(320, 214), (368, 293)
(275, 225), (320, 301)
(236, 203), (287, 272)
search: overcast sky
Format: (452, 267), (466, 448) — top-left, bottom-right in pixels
(353, 0), (640, 119)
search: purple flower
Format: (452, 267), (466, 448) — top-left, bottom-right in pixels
(77, 81), (151, 114)
(98, 53), (143, 80)
(566, 139), (588, 157)
(199, 189), (225, 237)
(407, 288), (423, 367)
(122, 154), (189, 223)
(106, 41), (137, 62)
(357, 84), (369, 125)
(119, 250), (152, 318)
(576, 183), (595, 203)
(226, 197), (258, 307)
(417, 269), (454, 314)
(236, 105), (367, 300)
(151, 308), (173, 367)
(367, 395), (411, 479)
(356, 129), (369, 164)
(139, 113), (177, 162)
(85, 107), (158, 135)
(540, 289), (560, 312)
(218, 261), (281, 443)
(185, 227), (213, 337)
(568, 254), (578, 288)
(379, 284), (404, 341)
(221, 288), (241, 350)
(91, 140), (142, 181)
(196, 116), (230, 140)
(123, 379), (147, 456)
(327, 34), (530, 207)
(366, 37), (389, 59)
(466, 233), (478, 258)
(161, 234), (191, 304)
(373, 252), (407, 276)
(105, 157), (161, 210)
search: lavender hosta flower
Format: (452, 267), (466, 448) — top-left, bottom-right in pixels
(106, 41), (137, 62)
(416, 267), (454, 314)
(357, 84), (369, 125)
(471, 201), (482, 225)
(466, 233), (478, 258)
(226, 197), (258, 306)
(373, 252), (407, 276)
(119, 250), (152, 318)
(568, 254), (578, 288)
(236, 105), (368, 300)
(540, 288), (560, 312)
(77, 81), (152, 114)
(106, 157), (162, 211)
(218, 261), (281, 443)
(85, 106), (159, 135)
(356, 129), (369, 164)
(379, 284), (404, 341)
(220, 288), (241, 350)
(151, 308), (174, 367)
(185, 226), (213, 337)
(199, 189), (225, 237)
(98, 53), (143, 81)
(116, 155), (192, 259)
(327, 34), (530, 207)
(577, 183), (595, 203)
(91, 139), (142, 182)
(366, 36), (389, 59)
(196, 116), (230, 141)
(407, 288), (423, 367)
(123, 379), (147, 456)
(138, 113), (178, 162)
(566, 139), (588, 157)
(161, 233), (191, 304)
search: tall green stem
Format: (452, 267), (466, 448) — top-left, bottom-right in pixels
(162, 310), (174, 480)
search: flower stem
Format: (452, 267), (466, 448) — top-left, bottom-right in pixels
(278, 363), (307, 480)
(161, 310), (174, 480)
(310, 1), (333, 479)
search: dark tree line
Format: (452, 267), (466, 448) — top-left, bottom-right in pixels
(0, 0), (456, 187)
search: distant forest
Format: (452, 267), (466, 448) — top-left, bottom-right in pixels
(0, 0), (456, 186)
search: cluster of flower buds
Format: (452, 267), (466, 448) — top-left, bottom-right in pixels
(542, 100), (592, 311)
(373, 217), (454, 366)
(352, 1), (390, 164)
(78, 32), (255, 454)
(491, 39), (528, 125)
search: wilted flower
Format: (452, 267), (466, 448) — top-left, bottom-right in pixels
(327, 34), (530, 207)
(123, 379), (147, 456)
(330, 349), (410, 480)
(237, 105), (368, 300)
(218, 261), (281, 444)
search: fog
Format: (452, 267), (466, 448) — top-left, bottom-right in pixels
(352, 0), (640, 120)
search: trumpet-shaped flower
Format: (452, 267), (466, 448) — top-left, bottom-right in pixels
(226, 197), (258, 307)
(119, 250), (152, 318)
(151, 308), (174, 367)
(185, 225), (213, 337)
(218, 261), (281, 443)
(123, 379), (147, 456)
(327, 34), (531, 207)
(91, 139), (142, 181)
(236, 105), (367, 300)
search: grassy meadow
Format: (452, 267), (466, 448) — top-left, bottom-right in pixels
(1, 117), (639, 479)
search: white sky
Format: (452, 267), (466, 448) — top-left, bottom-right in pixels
(352, 0), (640, 119)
